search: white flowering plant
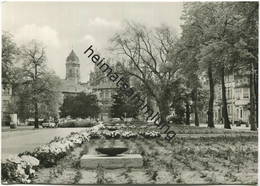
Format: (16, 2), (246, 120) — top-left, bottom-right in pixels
(121, 131), (138, 139)
(106, 125), (120, 131)
(101, 130), (121, 139)
(1, 123), (103, 183)
(89, 130), (102, 139)
(32, 131), (91, 167)
(1, 155), (39, 184)
(139, 131), (161, 138)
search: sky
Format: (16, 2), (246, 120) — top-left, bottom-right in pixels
(2, 2), (184, 82)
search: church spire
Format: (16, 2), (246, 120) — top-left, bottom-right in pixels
(66, 49), (79, 63)
(65, 49), (80, 83)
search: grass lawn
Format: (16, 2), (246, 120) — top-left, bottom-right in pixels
(32, 125), (258, 184)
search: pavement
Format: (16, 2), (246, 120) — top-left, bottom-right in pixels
(1, 127), (85, 161)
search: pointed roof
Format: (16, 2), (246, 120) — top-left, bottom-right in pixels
(66, 50), (79, 63)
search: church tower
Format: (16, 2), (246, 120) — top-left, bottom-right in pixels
(66, 50), (80, 84)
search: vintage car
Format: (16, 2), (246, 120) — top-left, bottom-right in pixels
(42, 122), (56, 128)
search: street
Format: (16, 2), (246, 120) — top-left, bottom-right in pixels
(1, 127), (85, 161)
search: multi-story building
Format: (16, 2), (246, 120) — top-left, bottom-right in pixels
(60, 50), (90, 97)
(213, 72), (250, 124)
(88, 64), (118, 121)
(60, 50), (117, 120)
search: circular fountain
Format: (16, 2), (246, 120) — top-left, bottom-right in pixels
(95, 147), (128, 156)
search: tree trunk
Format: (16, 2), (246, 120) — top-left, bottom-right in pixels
(221, 67), (231, 129)
(34, 63), (39, 129)
(207, 63), (215, 128)
(193, 88), (199, 126)
(253, 64), (258, 128)
(185, 100), (190, 125)
(34, 102), (39, 128)
(249, 63), (257, 131)
(157, 98), (169, 124)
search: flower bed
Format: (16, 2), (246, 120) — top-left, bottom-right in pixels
(97, 128), (161, 139)
(1, 155), (39, 184)
(1, 123), (104, 184)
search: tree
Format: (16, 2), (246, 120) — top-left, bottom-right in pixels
(191, 84), (199, 126)
(230, 2), (258, 130)
(181, 2), (258, 130)
(2, 32), (19, 83)
(180, 3), (217, 128)
(60, 93), (100, 119)
(181, 2), (233, 128)
(19, 40), (63, 128)
(12, 70), (63, 122)
(111, 22), (183, 123)
(37, 72), (63, 120)
(173, 39), (201, 126)
(110, 89), (139, 119)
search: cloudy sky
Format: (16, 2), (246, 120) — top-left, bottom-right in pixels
(2, 2), (183, 82)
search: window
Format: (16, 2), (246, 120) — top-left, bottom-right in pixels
(105, 91), (109, 99)
(228, 105), (232, 115)
(3, 87), (8, 95)
(235, 88), (240, 99)
(230, 75), (234, 82)
(243, 88), (249, 98)
(226, 87), (232, 99)
(240, 109), (243, 119)
(3, 100), (9, 106)
(100, 92), (103, 99)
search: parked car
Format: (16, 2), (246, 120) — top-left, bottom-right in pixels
(234, 120), (248, 127)
(26, 118), (44, 126)
(42, 122), (56, 128)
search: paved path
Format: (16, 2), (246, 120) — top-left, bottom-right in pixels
(1, 128), (85, 161)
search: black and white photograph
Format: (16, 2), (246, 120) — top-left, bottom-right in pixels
(1, 1), (258, 185)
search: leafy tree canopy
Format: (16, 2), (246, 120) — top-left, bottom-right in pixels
(60, 92), (100, 119)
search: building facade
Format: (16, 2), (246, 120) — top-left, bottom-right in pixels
(60, 50), (117, 120)
(88, 65), (117, 121)
(60, 50), (91, 97)
(213, 72), (250, 124)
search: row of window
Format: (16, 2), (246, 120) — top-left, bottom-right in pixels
(99, 90), (112, 99)
(225, 75), (249, 84)
(2, 87), (12, 96)
(216, 87), (249, 100)
(214, 106), (248, 121)
(227, 106), (244, 119)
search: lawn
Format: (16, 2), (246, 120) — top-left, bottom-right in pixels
(32, 125), (258, 184)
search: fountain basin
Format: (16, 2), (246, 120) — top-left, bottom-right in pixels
(95, 147), (128, 156)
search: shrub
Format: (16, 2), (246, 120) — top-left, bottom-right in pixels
(58, 119), (97, 128)
(58, 121), (76, 127)
(75, 120), (96, 127)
